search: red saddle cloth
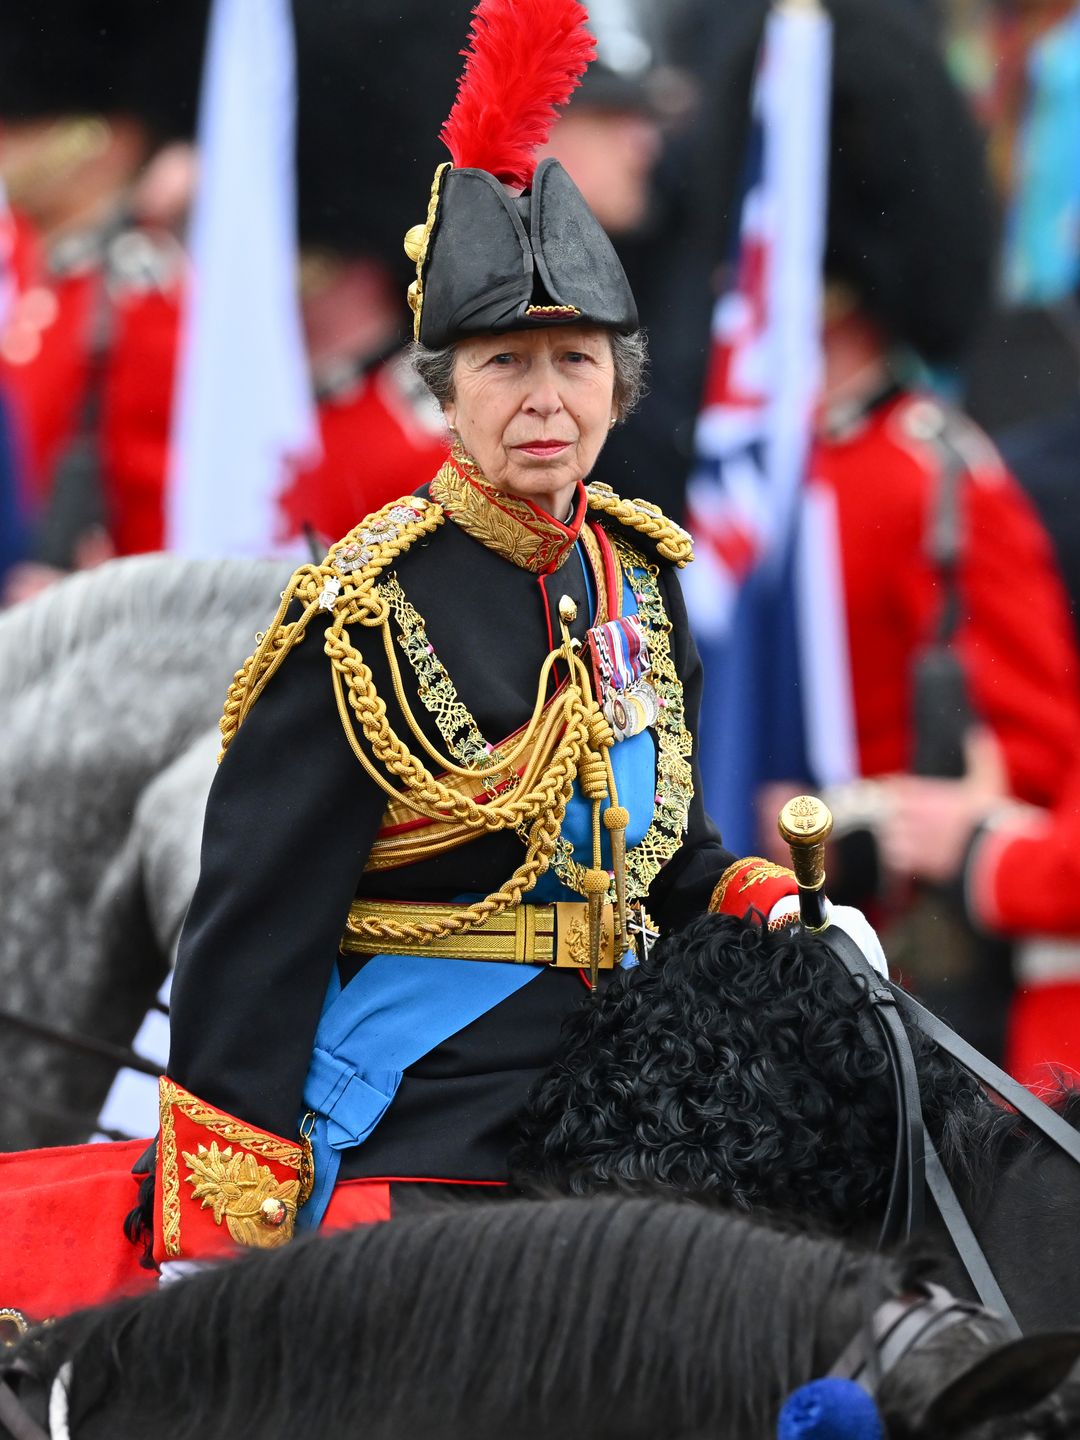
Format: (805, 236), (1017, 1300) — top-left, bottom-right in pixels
(1, 1139), (158, 1323)
(1, 1140), (408, 1323)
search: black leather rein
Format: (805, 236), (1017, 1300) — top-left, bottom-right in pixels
(816, 925), (1080, 1337)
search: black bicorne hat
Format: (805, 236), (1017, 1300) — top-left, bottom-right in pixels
(404, 0), (638, 348)
(410, 159), (637, 348)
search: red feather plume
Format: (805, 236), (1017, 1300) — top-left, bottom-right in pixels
(439, 0), (597, 188)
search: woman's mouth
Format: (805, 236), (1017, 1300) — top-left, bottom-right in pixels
(515, 440), (572, 457)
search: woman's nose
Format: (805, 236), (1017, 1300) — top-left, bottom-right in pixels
(523, 374), (563, 415)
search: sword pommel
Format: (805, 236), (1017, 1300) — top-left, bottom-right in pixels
(777, 795), (833, 929)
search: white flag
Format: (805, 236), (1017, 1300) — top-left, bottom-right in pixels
(166, 0), (319, 557)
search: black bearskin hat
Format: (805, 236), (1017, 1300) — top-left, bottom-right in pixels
(0, 1), (210, 143)
(696, 0), (995, 364)
(292, 0), (472, 267)
(404, 0), (638, 348)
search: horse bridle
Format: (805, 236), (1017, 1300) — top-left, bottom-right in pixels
(0, 1360), (69, 1440)
(819, 925), (1080, 1338)
(827, 1281), (993, 1396)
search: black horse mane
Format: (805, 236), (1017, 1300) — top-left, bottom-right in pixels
(9, 1196), (1032, 1440)
(937, 1074), (1080, 1207)
(512, 914), (1078, 1231)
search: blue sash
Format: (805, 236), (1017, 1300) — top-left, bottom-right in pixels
(298, 565), (656, 1229)
(298, 953), (538, 1227)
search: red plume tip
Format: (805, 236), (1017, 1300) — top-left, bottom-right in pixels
(439, 0), (597, 188)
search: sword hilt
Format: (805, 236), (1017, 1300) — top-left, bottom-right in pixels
(777, 794), (834, 931)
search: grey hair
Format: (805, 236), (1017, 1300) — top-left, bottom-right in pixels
(409, 327), (649, 423)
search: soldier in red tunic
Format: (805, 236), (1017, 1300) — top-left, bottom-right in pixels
(880, 739), (1080, 1089)
(698, 0), (1080, 1063)
(0, 2), (207, 601)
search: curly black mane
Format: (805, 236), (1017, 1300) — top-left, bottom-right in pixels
(512, 914), (1044, 1231)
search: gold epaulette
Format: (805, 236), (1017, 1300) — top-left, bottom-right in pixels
(218, 495), (444, 757)
(320, 494), (444, 597)
(585, 482), (694, 568)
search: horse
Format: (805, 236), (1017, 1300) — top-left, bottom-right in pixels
(513, 914), (1080, 1335)
(2, 1195), (1078, 1440)
(0, 554), (292, 1150)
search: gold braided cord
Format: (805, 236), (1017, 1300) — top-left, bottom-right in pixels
(345, 727), (585, 946)
(586, 483), (695, 568)
(379, 573), (578, 787)
(213, 483), (690, 952)
(324, 579), (617, 944)
(218, 495), (445, 760)
(219, 570), (318, 761)
(375, 583), (569, 784)
(327, 618), (588, 831)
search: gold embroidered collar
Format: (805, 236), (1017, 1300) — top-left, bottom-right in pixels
(430, 445), (585, 573)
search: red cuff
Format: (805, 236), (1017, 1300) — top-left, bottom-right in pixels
(709, 857), (799, 925)
(154, 1078), (312, 1264)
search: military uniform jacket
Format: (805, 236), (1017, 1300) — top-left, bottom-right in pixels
(158, 455), (736, 1257)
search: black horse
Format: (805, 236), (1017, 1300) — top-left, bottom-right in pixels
(514, 915), (1080, 1334)
(2, 1196), (1078, 1440)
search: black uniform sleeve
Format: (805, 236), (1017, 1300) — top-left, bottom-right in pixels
(646, 563), (737, 931)
(166, 607), (386, 1139)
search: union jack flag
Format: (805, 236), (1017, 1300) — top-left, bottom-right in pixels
(684, 2), (854, 853)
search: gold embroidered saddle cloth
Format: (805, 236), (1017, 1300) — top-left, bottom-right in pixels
(341, 898), (619, 970)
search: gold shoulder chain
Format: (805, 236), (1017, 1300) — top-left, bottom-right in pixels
(610, 535), (694, 899)
(217, 495), (443, 758)
(379, 572), (511, 791)
(586, 482), (695, 567)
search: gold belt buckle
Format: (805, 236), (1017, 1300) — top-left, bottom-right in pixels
(552, 901), (616, 970)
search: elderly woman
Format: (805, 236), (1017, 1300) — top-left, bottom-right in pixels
(145, 0), (800, 1270)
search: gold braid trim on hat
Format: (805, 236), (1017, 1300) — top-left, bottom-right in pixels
(404, 162), (451, 340)
(585, 482), (695, 568)
(216, 493), (619, 952)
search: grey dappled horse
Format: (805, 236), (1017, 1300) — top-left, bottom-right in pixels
(0, 555), (291, 1149)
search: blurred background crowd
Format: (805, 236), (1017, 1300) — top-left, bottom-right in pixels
(4, 0), (1080, 1119)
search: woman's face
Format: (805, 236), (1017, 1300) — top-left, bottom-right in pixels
(443, 325), (617, 517)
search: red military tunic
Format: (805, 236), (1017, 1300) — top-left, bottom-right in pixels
(0, 210), (183, 555)
(277, 349), (450, 545)
(815, 389), (1080, 807)
(1, 204), (449, 560)
(818, 389), (1080, 1087)
(0, 213), (94, 511)
(966, 779), (1080, 1088)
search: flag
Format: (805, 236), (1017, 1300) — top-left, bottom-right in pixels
(684, 0), (854, 855)
(165, 0), (320, 557)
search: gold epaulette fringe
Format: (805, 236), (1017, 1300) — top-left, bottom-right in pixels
(585, 482), (694, 568)
(217, 495), (444, 758)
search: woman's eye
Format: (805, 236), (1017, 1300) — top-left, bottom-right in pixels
(564, 351), (591, 364)
(488, 352), (516, 366)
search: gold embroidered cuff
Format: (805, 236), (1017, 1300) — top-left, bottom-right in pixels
(155, 1079), (313, 1263)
